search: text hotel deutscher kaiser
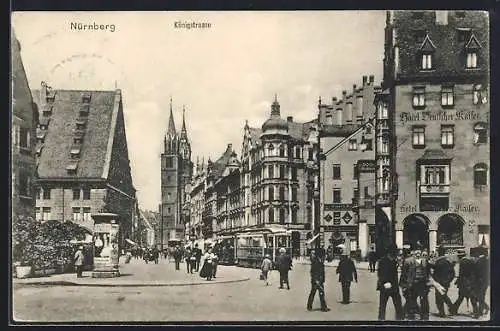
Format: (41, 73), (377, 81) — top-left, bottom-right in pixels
(174, 21), (212, 29)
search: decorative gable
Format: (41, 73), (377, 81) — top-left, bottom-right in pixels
(465, 34), (481, 50)
(419, 35), (436, 52)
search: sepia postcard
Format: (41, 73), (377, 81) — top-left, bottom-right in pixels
(11, 10), (491, 323)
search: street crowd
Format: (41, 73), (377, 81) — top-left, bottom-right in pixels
(116, 240), (489, 321)
(302, 242), (490, 320)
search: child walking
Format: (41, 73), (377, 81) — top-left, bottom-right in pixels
(261, 254), (273, 286)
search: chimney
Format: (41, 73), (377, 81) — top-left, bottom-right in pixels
(40, 81), (47, 104)
(363, 76), (368, 85)
(332, 97), (337, 103)
(336, 108), (343, 125)
(342, 90), (347, 100)
(369, 75), (375, 83)
(227, 143), (232, 152)
(353, 84), (357, 93)
(435, 11), (448, 25)
(287, 116), (293, 122)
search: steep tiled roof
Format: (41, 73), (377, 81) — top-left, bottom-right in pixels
(249, 128), (262, 145)
(211, 144), (235, 179)
(33, 88), (119, 179)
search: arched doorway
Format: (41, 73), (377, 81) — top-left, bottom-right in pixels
(437, 213), (464, 250)
(375, 207), (391, 257)
(403, 214), (430, 250)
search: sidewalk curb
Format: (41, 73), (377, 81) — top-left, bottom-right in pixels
(13, 277), (251, 287)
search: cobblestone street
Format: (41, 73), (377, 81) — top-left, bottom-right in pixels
(13, 258), (489, 322)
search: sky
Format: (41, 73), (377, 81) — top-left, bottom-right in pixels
(12, 11), (385, 211)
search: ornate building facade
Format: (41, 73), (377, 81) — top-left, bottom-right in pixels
(379, 10), (490, 255)
(160, 100), (193, 249)
(318, 75), (379, 259)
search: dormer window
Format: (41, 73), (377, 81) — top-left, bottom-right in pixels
(421, 53), (433, 70)
(419, 35), (436, 70)
(73, 137), (83, 145)
(80, 105), (90, 117)
(70, 147), (81, 159)
(76, 123), (86, 131)
(466, 51), (477, 68)
(42, 106), (53, 116)
(66, 162), (78, 175)
(465, 34), (481, 69)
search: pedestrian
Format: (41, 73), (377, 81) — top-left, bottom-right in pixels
(429, 250), (456, 317)
(475, 252), (490, 317)
(212, 246), (219, 279)
(368, 249), (377, 273)
(260, 254), (273, 286)
(336, 251), (358, 304)
(450, 255), (480, 317)
(152, 246), (159, 264)
(200, 247), (215, 281)
(74, 245), (85, 278)
(399, 243), (431, 320)
(194, 243), (202, 272)
(307, 248), (330, 312)
(185, 248), (193, 273)
(276, 247), (292, 290)
(173, 245), (182, 271)
(377, 245), (403, 320)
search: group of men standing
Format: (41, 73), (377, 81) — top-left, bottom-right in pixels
(377, 243), (490, 320)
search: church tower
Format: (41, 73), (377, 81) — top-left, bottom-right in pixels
(160, 98), (193, 248)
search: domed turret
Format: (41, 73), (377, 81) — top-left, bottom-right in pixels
(262, 94), (289, 135)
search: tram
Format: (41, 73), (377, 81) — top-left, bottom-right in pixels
(235, 227), (292, 269)
(216, 235), (236, 265)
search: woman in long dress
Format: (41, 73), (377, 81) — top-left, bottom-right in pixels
(199, 247), (215, 281)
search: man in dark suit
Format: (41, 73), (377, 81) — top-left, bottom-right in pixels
(377, 245), (404, 320)
(307, 248), (330, 312)
(336, 251), (358, 304)
(399, 244), (431, 320)
(368, 249), (378, 273)
(193, 243), (202, 272)
(276, 247), (292, 290)
(430, 250), (456, 317)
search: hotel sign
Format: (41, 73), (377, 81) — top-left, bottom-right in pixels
(400, 110), (482, 124)
(324, 204), (352, 211)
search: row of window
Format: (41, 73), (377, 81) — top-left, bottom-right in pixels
(411, 123), (488, 148)
(251, 186), (299, 203)
(35, 188), (91, 200)
(331, 187), (372, 203)
(34, 206), (92, 222)
(418, 48), (479, 70)
(412, 85), (486, 108)
(419, 163), (488, 187)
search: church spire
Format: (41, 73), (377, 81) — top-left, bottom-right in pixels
(167, 96), (176, 136)
(271, 93), (280, 117)
(181, 105), (188, 139)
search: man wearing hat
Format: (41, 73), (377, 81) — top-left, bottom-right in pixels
(429, 249), (457, 317)
(276, 247), (292, 290)
(399, 241), (431, 320)
(377, 245), (403, 320)
(307, 248), (330, 312)
(74, 245), (85, 278)
(336, 249), (358, 304)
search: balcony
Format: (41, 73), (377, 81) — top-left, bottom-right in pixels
(419, 184), (450, 195)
